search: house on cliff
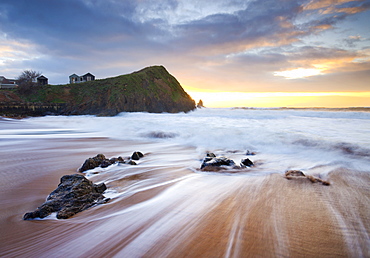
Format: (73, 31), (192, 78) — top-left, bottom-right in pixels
(0, 76), (18, 89)
(69, 73), (95, 84)
(37, 75), (48, 85)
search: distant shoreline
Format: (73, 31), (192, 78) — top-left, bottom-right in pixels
(233, 107), (370, 112)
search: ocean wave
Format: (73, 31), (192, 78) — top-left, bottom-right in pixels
(11, 108), (370, 171)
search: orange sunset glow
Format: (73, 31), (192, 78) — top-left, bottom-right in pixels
(185, 89), (370, 108)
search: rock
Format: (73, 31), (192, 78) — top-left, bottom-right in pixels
(306, 175), (331, 185)
(127, 160), (137, 165)
(246, 150), (256, 156)
(241, 158), (254, 167)
(285, 170), (330, 185)
(79, 153), (143, 172)
(131, 151), (144, 160)
(206, 152), (216, 158)
(100, 159), (113, 168)
(197, 99), (205, 108)
(285, 170), (305, 178)
(79, 154), (107, 172)
(23, 174), (109, 220)
(94, 182), (107, 193)
(79, 154), (127, 172)
(200, 156), (236, 170)
(109, 156), (124, 163)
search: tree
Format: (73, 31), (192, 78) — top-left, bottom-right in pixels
(17, 70), (42, 93)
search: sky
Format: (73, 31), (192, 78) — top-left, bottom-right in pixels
(1, 0), (369, 108)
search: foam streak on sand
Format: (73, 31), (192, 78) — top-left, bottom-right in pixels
(0, 108), (370, 257)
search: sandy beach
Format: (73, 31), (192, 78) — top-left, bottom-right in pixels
(0, 134), (369, 257)
(2, 0), (369, 255)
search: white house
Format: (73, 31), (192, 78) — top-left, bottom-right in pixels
(0, 76), (18, 89)
(69, 73), (95, 84)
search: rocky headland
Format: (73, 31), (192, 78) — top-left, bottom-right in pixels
(0, 66), (196, 117)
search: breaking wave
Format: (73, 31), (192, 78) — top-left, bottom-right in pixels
(9, 108), (370, 173)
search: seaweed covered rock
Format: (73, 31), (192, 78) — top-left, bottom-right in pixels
(23, 174), (109, 220)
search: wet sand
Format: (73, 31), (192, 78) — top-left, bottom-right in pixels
(0, 137), (369, 257)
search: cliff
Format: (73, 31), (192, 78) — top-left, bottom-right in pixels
(0, 66), (196, 116)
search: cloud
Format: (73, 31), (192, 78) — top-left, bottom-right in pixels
(303, 0), (369, 13)
(0, 0), (369, 93)
(343, 35), (363, 47)
(271, 45), (370, 83)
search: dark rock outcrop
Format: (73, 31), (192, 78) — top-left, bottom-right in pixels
(206, 152), (216, 158)
(79, 154), (112, 172)
(23, 174), (109, 220)
(197, 99), (205, 108)
(200, 156), (236, 170)
(127, 160), (137, 165)
(131, 151), (144, 160)
(200, 153), (256, 172)
(109, 157), (124, 163)
(241, 158), (254, 167)
(79, 153), (141, 172)
(0, 102), (66, 117)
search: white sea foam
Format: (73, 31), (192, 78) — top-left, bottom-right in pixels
(8, 108), (370, 173)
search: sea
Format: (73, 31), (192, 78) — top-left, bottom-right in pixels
(1, 108), (369, 257)
(2, 107), (370, 174)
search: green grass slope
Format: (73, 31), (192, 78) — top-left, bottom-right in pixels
(17, 66), (196, 115)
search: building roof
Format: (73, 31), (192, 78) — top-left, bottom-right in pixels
(82, 72), (94, 77)
(69, 74), (79, 78)
(0, 77), (17, 85)
(37, 75), (48, 80)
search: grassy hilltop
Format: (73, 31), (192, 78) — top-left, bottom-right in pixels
(4, 66), (196, 116)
